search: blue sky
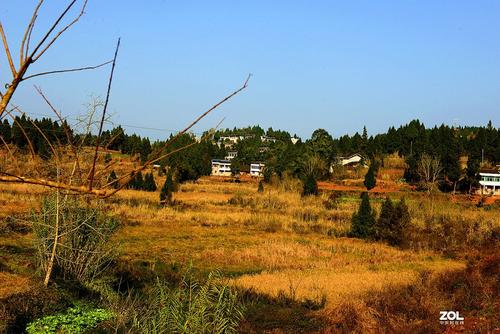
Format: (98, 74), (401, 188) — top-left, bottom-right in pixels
(2, 1), (500, 140)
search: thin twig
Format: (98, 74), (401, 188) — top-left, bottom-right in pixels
(88, 38), (120, 191)
(31, 0), (88, 61)
(22, 60), (112, 81)
(21, 0), (44, 64)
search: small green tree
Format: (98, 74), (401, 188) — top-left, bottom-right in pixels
(363, 163), (377, 190)
(351, 192), (376, 239)
(375, 197), (410, 247)
(391, 198), (410, 247)
(302, 174), (318, 196)
(107, 170), (119, 189)
(375, 197), (395, 241)
(257, 180), (264, 193)
(160, 171), (175, 205)
(144, 172), (157, 192)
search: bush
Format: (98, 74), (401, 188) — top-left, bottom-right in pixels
(302, 174), (318, 196)
(132, 271), (244, 333)
(32, 196), (118, 283)
(26, 305), (113, 334)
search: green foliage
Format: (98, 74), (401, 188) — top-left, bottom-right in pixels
(351, 192), (376, 239)
(127, 172), (156, 191)
(363, 163), (377, 190)
(302, 174), (318, 196)
(306, 129), (335, 165)
(257, 180), (264, 193)
(376, 197), (411, 247)
(26, 306), (113, 334)
(160, 170), (176, 204)
(143, 172), (157, 191)
(133, 271), (244, 334)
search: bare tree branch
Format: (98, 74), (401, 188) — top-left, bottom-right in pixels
(22, 60), (113, 82)
(0, 22), (17, 77)
(88, 38), (120, 191)
(31, 0), (88, 61)
(21, 0), (44, 64)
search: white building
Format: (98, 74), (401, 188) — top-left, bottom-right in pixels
(250, 163), (265, 177)
(211, 159), (232, 176)
(478, 168), (500, 195)
(260, 135), (276, 143)
(329, 153), (366, 172)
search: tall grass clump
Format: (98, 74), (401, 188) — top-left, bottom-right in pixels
(32, 196), (118, 283)
(133, 270), (244, 334)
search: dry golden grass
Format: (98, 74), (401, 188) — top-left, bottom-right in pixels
(1, 174), (498, 316)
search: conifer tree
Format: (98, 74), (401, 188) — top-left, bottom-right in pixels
(364, 163), (377, 190)
(160, 171), (175, 204)
(144, 172), (157, 192)
(302, 174), (318, 196)
(376, 197), (395, 241)
(392, 198), (410, 247)
(351, 192), (376, 239)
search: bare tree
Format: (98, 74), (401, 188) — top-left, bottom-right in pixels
(417, 153), (443, 194)
(0, 0), (112, 117)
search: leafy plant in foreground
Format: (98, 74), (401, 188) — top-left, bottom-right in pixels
(26, 306), (113, 334)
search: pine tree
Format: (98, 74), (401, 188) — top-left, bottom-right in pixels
(392, 198), (410, 247)
(160, 171), (175, 204)
(107, 170), (119, 189)
(375, 197), (410, 246)
(258, 180), (264, 193)
(364, 163), (377, 190)
(376, 197), (395, 241)
(144, 172), (157, 192)
(351, 192), (376, 239)
(302, 174), (318, 196)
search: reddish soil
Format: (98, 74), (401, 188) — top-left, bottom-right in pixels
(317, 181), (407, 194)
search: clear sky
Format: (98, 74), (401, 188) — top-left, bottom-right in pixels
(2, 1), (500, 140)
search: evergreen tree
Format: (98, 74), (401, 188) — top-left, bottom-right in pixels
(0, 119), (11, 143)
(258, 180), (264, 193)
(144, 172), (157, 191)
(392, 198), (410, 247)
(363, 163), (377, 190)
(302, 174), (318, 196)
(376, 197), (395, 241)
(107, 170), (119, 189)
(465, 154), (480, 193)
(351, 192), (376, 239)
(160, 171), (175, 204)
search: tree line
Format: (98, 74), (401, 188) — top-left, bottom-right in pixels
(1, 116), (498, 192)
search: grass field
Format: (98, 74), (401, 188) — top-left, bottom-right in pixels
(2, 173), (498, 332)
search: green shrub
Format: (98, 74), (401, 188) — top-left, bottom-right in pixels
(26, 306), (113, 334)
(302, 174), (318, 196)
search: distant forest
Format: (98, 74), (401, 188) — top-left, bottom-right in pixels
(1, 116), (499, 190)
